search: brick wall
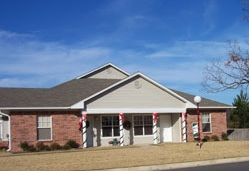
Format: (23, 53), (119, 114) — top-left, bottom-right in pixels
(10, 111), (82, 152)
(11, 113), (37, 152)
(186, 110), (227, 142)
(52, 112), (82, 146)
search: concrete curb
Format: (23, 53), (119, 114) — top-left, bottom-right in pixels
(99, 156), (249, 171)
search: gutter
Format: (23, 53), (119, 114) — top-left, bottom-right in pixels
(0, 111), (11, 152)
(0, 107), (71, 110)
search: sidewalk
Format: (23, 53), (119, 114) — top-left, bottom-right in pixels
(99, 156), (249, 171)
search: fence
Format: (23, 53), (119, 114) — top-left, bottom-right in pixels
(227, 128), (249, 140)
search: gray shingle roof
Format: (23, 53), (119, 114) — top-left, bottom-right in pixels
(0, 77), (232, 109)
(0, 78), (120, 108)
(170, 89), (231, 107)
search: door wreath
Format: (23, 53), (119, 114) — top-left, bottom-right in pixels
(123, 120), (131, 130)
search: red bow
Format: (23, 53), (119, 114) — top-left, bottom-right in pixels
(82, 113), (87, 122)
(119, 113), (124, 123)
(153, 113), (158, 122)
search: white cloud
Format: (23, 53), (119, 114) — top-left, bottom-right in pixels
(145, 41), (228, 59)
(0, 30), (113, 87)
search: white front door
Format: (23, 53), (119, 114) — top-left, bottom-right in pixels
(160, 115), (172, 142)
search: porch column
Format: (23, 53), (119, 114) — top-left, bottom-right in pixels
(82, 112), (87, 148)
(153, 113), (158, 144)
(119, 113), (124, 146)
(182, 112), (187, 142)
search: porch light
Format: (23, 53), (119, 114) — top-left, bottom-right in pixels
(194, 95), (201, 148)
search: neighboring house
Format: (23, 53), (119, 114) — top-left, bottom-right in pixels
(0, 63), (233, 152)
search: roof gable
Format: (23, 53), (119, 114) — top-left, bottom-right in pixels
(71, 72), (193, 110)
(76, 63), (129, 79)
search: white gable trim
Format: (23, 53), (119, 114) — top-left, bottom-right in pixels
(71, 72), (195, 109)
(76, 63), (130, 79)
(85, 108), (186, 114)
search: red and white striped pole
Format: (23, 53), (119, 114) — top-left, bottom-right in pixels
(182, 112), (187, 142)
(82, 112), (87, 149)
(119, 113), (124, 146)
(153, 113), (158, 144)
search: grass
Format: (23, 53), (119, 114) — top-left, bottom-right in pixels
(0, 141), (249, 171)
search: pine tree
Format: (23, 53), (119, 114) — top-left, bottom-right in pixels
(230, 90), (249, 128)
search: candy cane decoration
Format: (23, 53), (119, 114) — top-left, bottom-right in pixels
(82, 112), (87, 148)
(182, 112), (187, 142)
(153, 113), (158, 144)
(119, 113), (124, 146)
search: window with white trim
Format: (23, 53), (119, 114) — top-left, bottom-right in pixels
(202, 113), (211, 132)
(134, 115), (152, 136)
(37, 115), (52, 140)
(102, 116), (120, 137)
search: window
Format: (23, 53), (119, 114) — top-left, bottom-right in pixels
(134, 115), (153, 136)
(37, 116), (52, 140)
(202, 113), (211, 132)
(102, 116), (119, 137)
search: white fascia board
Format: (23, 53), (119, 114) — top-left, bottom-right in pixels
(134, 72), (192, 104)
(85, 108), (186, 114)
(76, 63), (130, 79)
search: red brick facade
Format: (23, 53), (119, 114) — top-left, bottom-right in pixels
(10, 111), (82, 152)
(7, 109), (227, 152)
(185, 110), (227, 142)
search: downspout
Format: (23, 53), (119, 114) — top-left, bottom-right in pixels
(0, 111), (11, 152)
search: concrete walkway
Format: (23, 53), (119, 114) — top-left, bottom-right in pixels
(97, 156), (249, 171)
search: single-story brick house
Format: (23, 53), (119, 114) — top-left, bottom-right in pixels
(0, 63), (233, 152)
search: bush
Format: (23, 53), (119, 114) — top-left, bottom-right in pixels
(44, 145), (51, 151)
(50, 142), (61, 151)
(20, 141), (30, 151)
(221, 132), (229, 141)
(211, 135), (220, 141)
(28, 145), (36, 152)
(62, 144), (71, 150)
(36, 142), (46, 151)
(202, 136), (210, 142)
(65, 139), (79, 148)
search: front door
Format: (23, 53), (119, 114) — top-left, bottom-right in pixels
(87, 116), (93, 147)
(160, 115), (172, 142)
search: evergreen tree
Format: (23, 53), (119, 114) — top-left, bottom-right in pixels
(230, 90), (249, 128)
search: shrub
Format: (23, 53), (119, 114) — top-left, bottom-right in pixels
(28, 145), (36, 152)
(221, 132), (229, 141)
(202, 136), (210, 142)
(62, 144), (71, 150)
(211, 135), (220, 141)
(50, 142), (61, 151)
(66, 139), (79, 148)
(44, 145), (51, 151)
(20, 141), (30, 151)
(36, 142), (46, 151)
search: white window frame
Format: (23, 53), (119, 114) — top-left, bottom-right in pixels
(133, 115), (153, 136)
(101, 115), (120, 138)
(37, 115), (52, 141)
(202, 113), (212, 133)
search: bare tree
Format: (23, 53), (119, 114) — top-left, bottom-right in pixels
(241, 0), (249, 21)
(202, 40), (249, 93)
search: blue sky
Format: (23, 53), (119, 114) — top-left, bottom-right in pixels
(0, 0), (248, 105)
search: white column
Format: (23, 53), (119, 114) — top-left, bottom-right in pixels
(153, 113), (158, 144)
(182, 112), (187, 142)
(119, 113), (124, 146)
(82, 112), (87, 148)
